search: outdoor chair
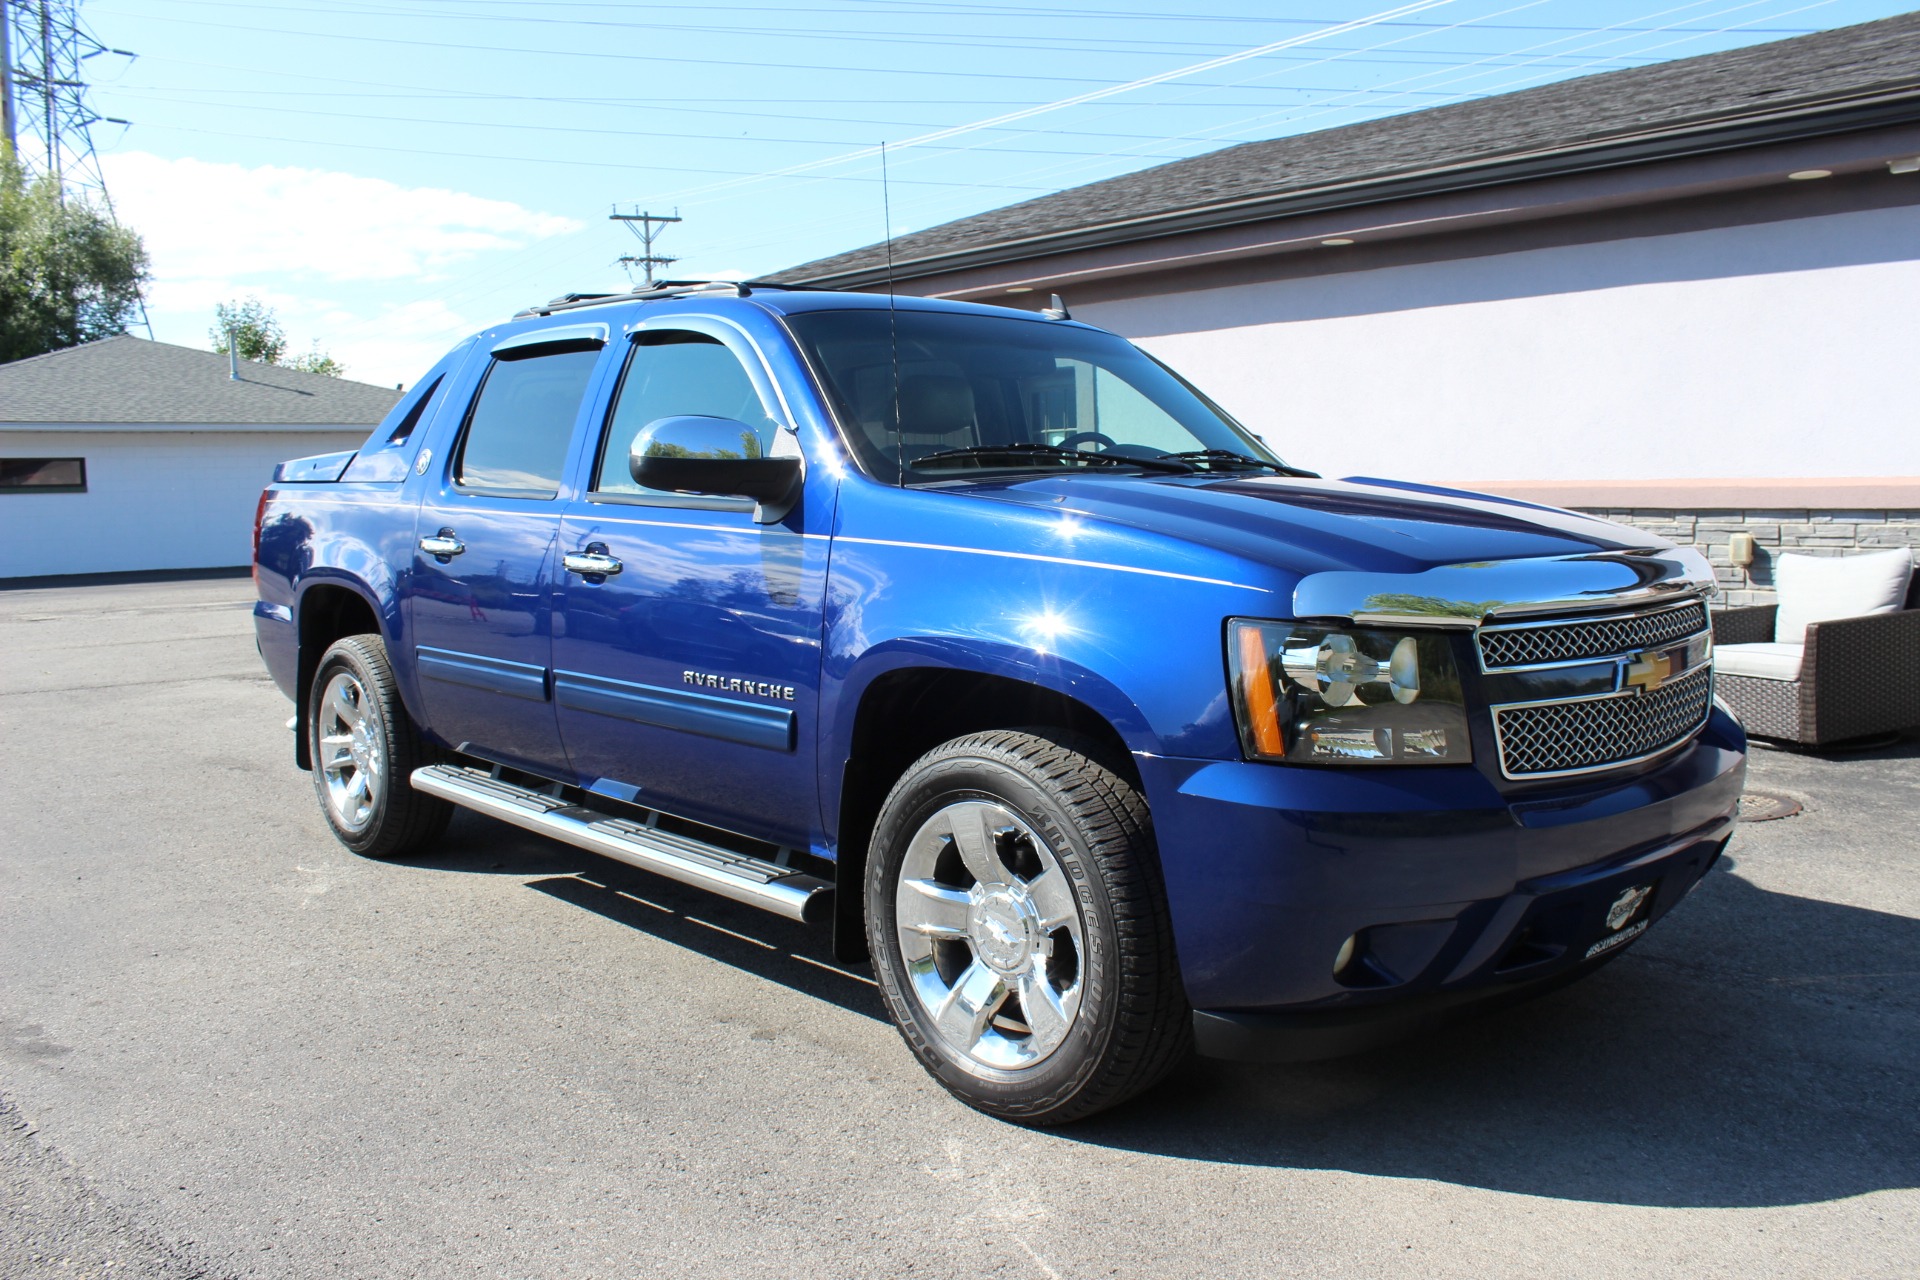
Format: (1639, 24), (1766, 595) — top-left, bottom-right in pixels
(1712, 548), (1920, 747)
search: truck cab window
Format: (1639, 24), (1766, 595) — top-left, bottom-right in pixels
(454, 348), (601, 496)
(594, 331), (780, 494)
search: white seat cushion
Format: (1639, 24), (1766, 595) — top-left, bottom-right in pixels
(1773, 549), (1914, 644)
(1716, 642), (1804, 682)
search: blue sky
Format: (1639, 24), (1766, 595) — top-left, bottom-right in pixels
(64, 0), (1920, 385)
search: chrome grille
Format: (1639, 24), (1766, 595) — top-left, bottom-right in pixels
(1495, 664), (1713, 778)
(1478, 601), (1708, 671)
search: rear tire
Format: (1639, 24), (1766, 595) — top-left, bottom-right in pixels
(866, 729), (1190, 1125)
(307, 634), (452, 858)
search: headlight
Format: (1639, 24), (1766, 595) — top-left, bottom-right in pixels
(1227, 620), (1472, 765)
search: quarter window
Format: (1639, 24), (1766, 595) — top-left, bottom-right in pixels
(454, 348), (601, 496)
(594, 331), (778, 493)
(0, 458), (86, 493)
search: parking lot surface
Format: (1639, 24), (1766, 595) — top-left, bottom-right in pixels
(1, 575), (1916, 1279)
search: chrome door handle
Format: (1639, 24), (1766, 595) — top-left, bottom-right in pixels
(563, 550), (623, 578)
(419, 531), (465, 559)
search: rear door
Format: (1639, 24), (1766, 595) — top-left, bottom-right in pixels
(550, 317), (832, 849)
(407, 325), (611, 775)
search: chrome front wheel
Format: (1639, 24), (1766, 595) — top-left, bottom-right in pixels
(894, 799), (1085, 1071)
(867, 730), (1191, 1125)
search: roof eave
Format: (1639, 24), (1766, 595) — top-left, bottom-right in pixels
(783, 83), (1920, 289)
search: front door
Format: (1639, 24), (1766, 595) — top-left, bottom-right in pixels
(551, 321), (831, 850)
(408, 337), (607, 775)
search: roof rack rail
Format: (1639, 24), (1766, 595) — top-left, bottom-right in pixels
(513, 278), (828, 318)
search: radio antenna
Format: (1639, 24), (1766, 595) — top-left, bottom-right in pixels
(881, 141), (904, 488)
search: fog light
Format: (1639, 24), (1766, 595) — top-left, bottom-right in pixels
(1334, 933), (1357, 975)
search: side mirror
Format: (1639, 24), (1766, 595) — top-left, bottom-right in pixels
(629, 415), (801, 524)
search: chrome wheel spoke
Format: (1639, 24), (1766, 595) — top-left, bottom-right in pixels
(1024, 867), (1078, 932)
(329, 683), (360, 731)
(947, 803), (1008, 888)
(316, 671), (382, 833)
(934, 962), (1006, 1052)
(897, 878), (972, 940)
(1015, 970), (1072, 1056)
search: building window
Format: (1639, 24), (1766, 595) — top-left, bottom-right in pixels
(0, 458), (87, 493)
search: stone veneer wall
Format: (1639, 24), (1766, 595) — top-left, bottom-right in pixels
(1576, 508), (1920, 606)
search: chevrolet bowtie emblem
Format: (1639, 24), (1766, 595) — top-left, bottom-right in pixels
(1624, 649), (1673, 694)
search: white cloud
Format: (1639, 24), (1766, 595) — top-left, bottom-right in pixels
(101, 152), (581, 282)
(98, 152), (587, 386)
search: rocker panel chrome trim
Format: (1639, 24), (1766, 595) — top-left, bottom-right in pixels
(410, 764), (830, 923)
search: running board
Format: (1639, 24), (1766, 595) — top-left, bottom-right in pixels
(410, 764), (831, 924)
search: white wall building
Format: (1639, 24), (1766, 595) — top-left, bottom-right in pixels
(0, 337), (399, 579)
(779, 13), (1920, 603)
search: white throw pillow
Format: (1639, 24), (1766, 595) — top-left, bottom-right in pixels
(1772, 549), (1914, 644)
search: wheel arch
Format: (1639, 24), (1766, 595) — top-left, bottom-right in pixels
(829, 658), (1145, 963)
(292, 576), (390, 770)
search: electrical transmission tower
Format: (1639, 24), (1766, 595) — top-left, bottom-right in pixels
(610, 207), (681, 287)
(2, 0), (133, 199)
(1, 0), (148, 334)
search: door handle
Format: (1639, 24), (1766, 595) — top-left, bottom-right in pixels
(563, 546), (623, 578)
(419, 530), (465, 560)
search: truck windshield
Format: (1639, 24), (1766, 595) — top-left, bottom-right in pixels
(783, 308), (1287, 482)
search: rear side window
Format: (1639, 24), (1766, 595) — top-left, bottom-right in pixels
(594, 332), (778, 493)
(454, 349), (601, 496)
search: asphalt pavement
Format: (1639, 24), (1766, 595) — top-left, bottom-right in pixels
(1, 575), (1916, 1279)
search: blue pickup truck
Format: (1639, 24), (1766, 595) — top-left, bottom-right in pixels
(253, 281), (1745, 1124)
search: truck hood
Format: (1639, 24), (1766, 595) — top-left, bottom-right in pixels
(963, 472), (1666, 579)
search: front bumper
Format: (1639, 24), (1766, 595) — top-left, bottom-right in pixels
(1139, 708), (1746, 1057)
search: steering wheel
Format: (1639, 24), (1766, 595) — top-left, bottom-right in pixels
(1057, 430), (1118, 452)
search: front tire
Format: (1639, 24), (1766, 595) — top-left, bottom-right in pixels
(307, 634), (451, 858)
(866, 730), (1190, 1125)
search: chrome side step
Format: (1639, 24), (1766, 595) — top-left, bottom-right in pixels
(410, 764), (831, 924)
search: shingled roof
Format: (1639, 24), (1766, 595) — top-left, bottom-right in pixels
(776, 11), (1920, 286)
(0, 336), (402, 426)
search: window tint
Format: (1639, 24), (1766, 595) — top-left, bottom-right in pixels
(454, 348), (601, 495)
(0, 458), (86, 492)
(385, 373), (444, 445)
(785, 309), (1279, 481)
(595, 332), (776, 493)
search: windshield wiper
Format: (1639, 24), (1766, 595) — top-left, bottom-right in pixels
(913, 443), (1195, 474)
(1158, 449), (1319, 478)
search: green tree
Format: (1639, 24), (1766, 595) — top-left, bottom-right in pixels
(285, 345), (345, 378)
(211, 297), (345, 378)
(0, 147), (151, 364)
(210, 296), (286, 364)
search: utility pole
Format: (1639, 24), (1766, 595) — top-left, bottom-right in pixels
(610, 207), (681, 287)
(2, 1), (16, 156)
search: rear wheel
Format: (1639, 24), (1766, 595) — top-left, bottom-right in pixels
(866, 730), (1190, 1124)
(308, 634), (451, 858)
